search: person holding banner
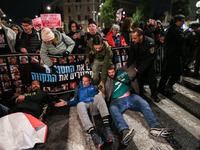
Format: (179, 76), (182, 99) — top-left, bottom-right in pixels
(54, 74), (114, 149)
(85, 35), (113, 91)
(40, 27), (75, 74)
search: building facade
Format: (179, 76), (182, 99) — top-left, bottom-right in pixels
(49, 0), (138, 31)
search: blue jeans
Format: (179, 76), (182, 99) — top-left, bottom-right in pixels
(0, 104), (9, 117)
(109, 94), (160, 132)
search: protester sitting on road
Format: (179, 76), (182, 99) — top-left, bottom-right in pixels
(121, 17), (134, 46)
(40, 27), (75, 74)
(15, 18), (41, 54)
(0, 80), (47, 118)
(54, 74), (114, 149)
(0, 9), (16, 54)
(105, 24), (127, 47)
(105, 64), (175, 146)
(85, 35), (113, 90)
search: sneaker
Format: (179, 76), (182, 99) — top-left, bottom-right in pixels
(91, 133), (104, 149)
(150, 125), (175, 138)
(121, 129), (134, 146)
(103, 127), (115, 143)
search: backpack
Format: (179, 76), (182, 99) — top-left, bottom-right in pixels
(75, 84), (99, 101)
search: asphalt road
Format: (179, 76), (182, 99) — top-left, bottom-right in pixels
(35, 71), (200, 150)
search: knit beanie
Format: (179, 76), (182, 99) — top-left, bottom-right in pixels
(41, 28), (55, 42)
(88, 18), (97, 26)
(21, 18), (33, 25)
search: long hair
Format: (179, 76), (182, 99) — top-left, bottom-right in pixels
(121, 17), (134, 31)
(52, 35), (60, 45)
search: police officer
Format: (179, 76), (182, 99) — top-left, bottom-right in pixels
(127, 28), (160, 102)
(159, 14), (193, 95)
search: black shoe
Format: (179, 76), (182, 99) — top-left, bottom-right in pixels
(151, 95), (160, 102)
(165, 85), (176, 95)
(150, 124), (175, 138)
(91, 133), (104, 149)
(120, 129), (134, 146)
(103, 127), (115, 143)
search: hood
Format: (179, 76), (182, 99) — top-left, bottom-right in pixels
(68, 20), (79, 31)
(51, 29), (63, 42)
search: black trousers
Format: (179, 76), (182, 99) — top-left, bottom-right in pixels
(159, 56), (183, 88)
(137, 65), (158, 97)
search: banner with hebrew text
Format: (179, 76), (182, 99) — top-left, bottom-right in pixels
(0, 47), (129, 99)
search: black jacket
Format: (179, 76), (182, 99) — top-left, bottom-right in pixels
(15, 28), (41, 53)
(165, 24), (192, 57)
(127, 35), (156, 74)
(12, 90), (47, 118)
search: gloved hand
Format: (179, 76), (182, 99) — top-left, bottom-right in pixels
(98, 81), (105, 92)
(85, 58), (90, 66)
(62, 51), (69, 57)
(50, 65), (58, 74)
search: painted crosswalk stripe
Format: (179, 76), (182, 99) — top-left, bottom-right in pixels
(174, 83), (200, 104)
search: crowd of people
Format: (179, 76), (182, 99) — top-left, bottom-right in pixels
(0, 8), (199, 149)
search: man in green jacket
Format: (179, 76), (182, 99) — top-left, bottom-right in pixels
(85, 35), (113, 91)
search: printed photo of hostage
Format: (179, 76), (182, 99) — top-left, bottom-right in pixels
(77, 55), (84, 62)
(31, 56), (39, 63)
(70, 82), (77, 89)
(12, 73), (21, 81)
(1, 74), (10, 82)
(10, 65), (19, 73)
(20, 56), (29, 64)
(50, 57), (57, 65)
(61, 84), (68, 90)
(59, 58), (67, 64)
(9, 57), (17, 65)
(0, 66), (8, 74)
(68, 55), (76, 63)
(2, 81), (12, 90)
(13, 80), (22, 88)
(43, 87), (50, 93)
(0, 57), (6, 65)
(40, 27), (75, 74)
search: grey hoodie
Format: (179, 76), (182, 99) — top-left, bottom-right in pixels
(40, 29), (75, 67)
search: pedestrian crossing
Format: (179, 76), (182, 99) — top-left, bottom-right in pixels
(38, 74), (200, 150)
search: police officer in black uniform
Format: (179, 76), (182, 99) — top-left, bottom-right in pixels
(127, 27), (160, 102)
(159, 14), (192, 95)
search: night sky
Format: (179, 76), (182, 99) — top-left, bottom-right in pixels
(1, 0), (171, 25)
(1, 0), (53, 25)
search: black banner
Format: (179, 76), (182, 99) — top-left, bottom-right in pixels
(0, 46), (130, 98)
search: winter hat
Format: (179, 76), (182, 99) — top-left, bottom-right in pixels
(41, 28), (55, 42)
(88, 18), (97, 26)
(21, 18), (33, 25)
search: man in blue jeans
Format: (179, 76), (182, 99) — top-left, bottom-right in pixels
(105, 64), (174, 146)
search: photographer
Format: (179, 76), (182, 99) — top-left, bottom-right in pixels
(68, 20), (85, 53)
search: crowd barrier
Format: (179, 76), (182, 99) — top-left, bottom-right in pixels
(0, 46), (130, 97)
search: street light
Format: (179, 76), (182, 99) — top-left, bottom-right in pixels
(3, 14), (6, 17)
(47, 6), (51, 11)
(35, 15), (38, 18)
(9, 19), (12, 22)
